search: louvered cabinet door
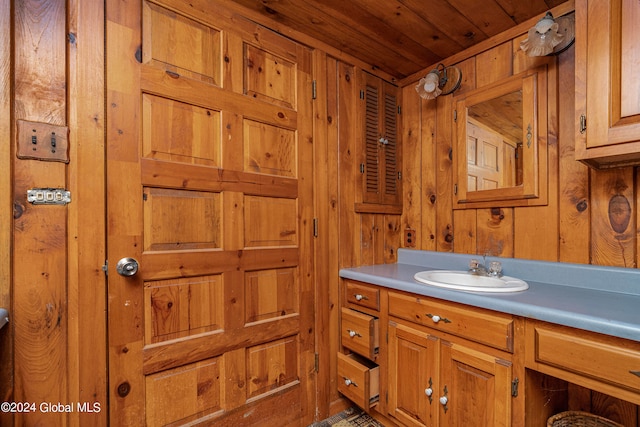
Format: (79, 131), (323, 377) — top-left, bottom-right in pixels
(359, 71), (402, 211)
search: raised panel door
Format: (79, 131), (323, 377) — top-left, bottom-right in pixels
(439, 341), (512, 427)
(388, 321), (438, 427)
(106, 0), (314, 425)
(576, 0), (640, 167)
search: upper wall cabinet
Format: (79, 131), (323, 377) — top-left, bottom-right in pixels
(575, 0), (640, 168)
(453, 66), (548, 209)
(356, 71), (402, 214)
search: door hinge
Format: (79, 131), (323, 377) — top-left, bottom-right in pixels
(314, 353), (319, 373)
(511, 377), (519, 397)
(579, 114), (587, 134)
(398, 171), (402, 180)
(313, 218), (319, 237)
(360, 90), (365, 100)
(360, 163), (365, 174)
(312, 80), (317, 100)
(453, 183), (458, 195)
(102, 260), (108, 276)
(397, 105), (402, 115)
(453, 109), (458, 122)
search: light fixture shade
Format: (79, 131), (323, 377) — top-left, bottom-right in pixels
(520, 12), (564, 57)
(415, 64), (462, 100)
(416, 71), (442, 100)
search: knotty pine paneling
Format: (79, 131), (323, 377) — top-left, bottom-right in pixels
(13, 2), (69, 426)
(402, 9), (639, 269)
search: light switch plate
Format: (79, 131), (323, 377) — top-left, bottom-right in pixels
(16, 119), (69, 163)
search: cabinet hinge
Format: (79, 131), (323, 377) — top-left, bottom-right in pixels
(360, 163), (365, 174)
(398, 171), (402, 180)
(102, 260), (108, 276)
(511, 377), (519, 397)
(312, 80), (317, 100)
(360, 90), (365, 100)
(453, 183), (458, 195)
(453, 109), (457, 122)
(397, 106), (401, 115)
(314, 353), (319, 373)
(579, 114), (587, 134)
(313, 218), (318, 237)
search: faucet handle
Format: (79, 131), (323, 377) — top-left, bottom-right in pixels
(469, 259), (480, 269)
(488, 261), (502, 277)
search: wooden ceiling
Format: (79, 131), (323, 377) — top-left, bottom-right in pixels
(229, 0), (568, 80)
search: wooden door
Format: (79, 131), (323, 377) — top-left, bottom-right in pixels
(106, 1), (315, 425)
(388, 321), (437, 427)
(439, 341), (512, 427)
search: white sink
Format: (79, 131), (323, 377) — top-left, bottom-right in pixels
(414, 270), (529, 293)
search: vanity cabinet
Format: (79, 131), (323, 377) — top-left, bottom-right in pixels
(338, 276), (640, 426)
(575, 0), (640, 168)
(387, 291), (515, 427)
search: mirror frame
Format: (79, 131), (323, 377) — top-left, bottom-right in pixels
(453, 65), (548, 209)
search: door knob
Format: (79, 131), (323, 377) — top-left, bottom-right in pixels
(116, 258), (139, 277)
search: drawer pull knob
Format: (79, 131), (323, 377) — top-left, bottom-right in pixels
(343, 377), (358, 387)
(426, 313), (451, 324)
(631, 370), (640, 378)
(347, 329), (362, 338)
(354, 294), (368, 301)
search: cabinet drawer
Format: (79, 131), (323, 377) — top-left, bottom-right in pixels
(337, 352), (379, 410)
(345, 281), (380, 311)
(341, 307), (379, 359)
(529, 322), (640, 398)
(388, 291), (514, 352)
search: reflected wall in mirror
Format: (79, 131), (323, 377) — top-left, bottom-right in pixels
(467, 90), (523, 191)
(453, 65), (548, 209)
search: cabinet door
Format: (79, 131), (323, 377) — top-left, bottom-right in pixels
(576, 0), (640, 167)
(439, 341), (512, 427)
(388, 321), (437, 427)
(358, 71), (402, 211)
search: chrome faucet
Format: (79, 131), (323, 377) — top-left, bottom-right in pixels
(468, 258), (502, 277)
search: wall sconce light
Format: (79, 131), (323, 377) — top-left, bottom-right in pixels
(415, 63), (462, 100)
(520, 12), (575, 57)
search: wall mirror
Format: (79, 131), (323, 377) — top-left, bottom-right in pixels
(453, 65), (548, 208)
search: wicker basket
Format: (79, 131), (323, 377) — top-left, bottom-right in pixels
(547, 411), (624, 427)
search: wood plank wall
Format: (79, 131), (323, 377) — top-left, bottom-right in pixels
(4, 1), (107, 426)
(401, 10), (637, 269)
(400, 9), (639, 426)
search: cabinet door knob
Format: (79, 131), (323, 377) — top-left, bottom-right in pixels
(354, 294), (367, 301)
(440, 385), (449, 413)
(348, 329), (361, 338)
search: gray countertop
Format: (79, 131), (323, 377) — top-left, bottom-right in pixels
(339, 249), (640, 342)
